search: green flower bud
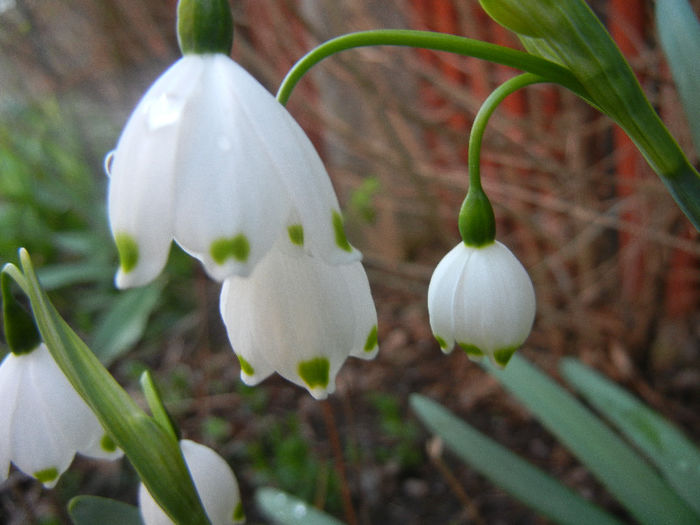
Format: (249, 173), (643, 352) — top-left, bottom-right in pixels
(1, 271), (40, 356)
(458, 187), (496, 247)
(177, 0), (233, 56)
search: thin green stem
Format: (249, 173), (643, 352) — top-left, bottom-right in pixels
(468, 73), (545, 190)
(276, 30), (592, 106)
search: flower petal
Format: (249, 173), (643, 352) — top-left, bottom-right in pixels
(220, 240), (374, 399)
(219, 278), (276, 386)
(427, 243), (471, 352)
(0, 352), (22, 483)
(108, 56), (207, 288)
(139, 439), (243, 525)
(452, 242), (535, 358)
(173, 55), (291, 279)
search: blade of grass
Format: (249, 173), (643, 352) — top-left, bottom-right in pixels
(255, 487), (345, 525)
(410, 394), (621, 525)
(483, 355), (699, 525)
(656, 0), (700, 152)
(561, 358), (700, 515)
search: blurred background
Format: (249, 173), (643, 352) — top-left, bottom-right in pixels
(0, 0), (698, 523)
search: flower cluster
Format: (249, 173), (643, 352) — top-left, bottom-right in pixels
(106, 39), (378, 397)
(0, 343), (123, 488)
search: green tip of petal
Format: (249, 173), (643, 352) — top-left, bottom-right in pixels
(332, 211), (352, 252)
(298, 357), (330, 390)
(233, 501), (245, 523)
(34, 467), (59, 484)
(287, 224), (304, 246)
(237, 355), (255, 376)
(458, 342), (485, 358)
(434, 335), (448, 349)
(364, 325), (378, 352)
(211, 234), (250, 265)
(114, 233), (139, 274)
(493, 346), (518, 367)
(100, 434), (118, 453)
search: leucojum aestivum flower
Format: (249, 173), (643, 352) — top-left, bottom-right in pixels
(20, 0), (700, 521)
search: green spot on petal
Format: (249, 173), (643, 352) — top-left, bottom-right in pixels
(458, 342), (485, 358)
(434, 335), (448, 349)
(364, 325), (378, 352)
(34, 467), (59, 484)
(100, 433), (117, 453)
(332, 211), (352, 252)
(114, 232), (139, 273)
(211, 234), (250, 264)
(233, 501), (245, 522)
(287, 224), (304, 246)
(237, 355), (255, 376)
(298, 357), (330, 390)
(493, 346), (518, 367)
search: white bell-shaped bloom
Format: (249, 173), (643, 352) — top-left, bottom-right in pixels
(220, 237), (379, 400)
(107, 53), (359, 289)
(0, 344), (123, 488)
(428, 241), (536, 367)
(139, 439), (243, 525)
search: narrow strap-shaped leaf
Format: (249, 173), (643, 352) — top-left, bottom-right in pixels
(255, 487), (345, 525)
(480, 0), (700, 230)
(561, 358), (700, 516)
(17, 249), (210, 525)
(68, 495), (142, 525)
(410, 394), (621, 525)
(656, 0), (700, 153)
(483, 354), (699, 525)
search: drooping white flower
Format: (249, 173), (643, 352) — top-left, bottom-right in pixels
(138, 439), (243, 525)
(220, 237), (379, 400)
(0, 344), (123, 488)
(427, 241), (536, 367)
(108, 53), (359, 289)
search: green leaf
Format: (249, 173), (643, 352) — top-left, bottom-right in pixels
(255, 487), (345, 525)
(480, 0), (700, 230)
(560, 358), (700, 515)
(656, 0), (700, 152)
(68, 495), (142, 525)
(37, 262), (113, 291)
(15, 250), (210, 525)
(91, 283), (162, 365)
(410, 394), (621, 525)
(483, 355), (700, 525)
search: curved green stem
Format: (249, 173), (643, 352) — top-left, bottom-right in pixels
(468, 73), (545, 189)
(459, 74), (545, 246)
(276, 29), (592, 106)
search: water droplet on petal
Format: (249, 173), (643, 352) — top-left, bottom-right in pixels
(145, 93), (184, 130)
(217, 135), (231, 151)
(103, 150), (115, 177)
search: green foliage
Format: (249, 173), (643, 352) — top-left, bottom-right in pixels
(367, 392), (422, 469)
(410, 394), (621, 525)
(656, 0), (700, 152)
(68, 495), (142, 525)
(247, 414), (341, 514)
(348, 176), (380, 224)
(256, 487), (344, 525)
(412, 356), (700, 525)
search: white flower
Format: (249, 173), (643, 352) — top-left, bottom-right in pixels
(0, 344), (123, 488)
(219, 238), (379, 400)
(108, 53), (359, 289)
(427, 241), (536, 367)
(139, 439), (243, 525)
